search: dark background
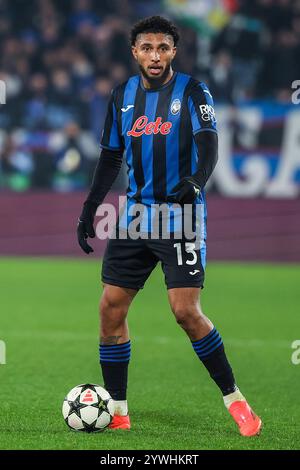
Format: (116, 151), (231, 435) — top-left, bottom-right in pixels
(0, 0), (299, 260)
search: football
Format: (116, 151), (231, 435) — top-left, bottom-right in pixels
(62, 384), (114, 432)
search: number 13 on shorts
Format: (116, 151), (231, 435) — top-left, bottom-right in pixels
(173, 242), (198, 266)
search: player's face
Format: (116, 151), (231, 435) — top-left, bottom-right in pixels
(132, 33), (177, 86)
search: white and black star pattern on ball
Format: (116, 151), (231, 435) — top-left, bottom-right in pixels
(62, 384), (114, 432)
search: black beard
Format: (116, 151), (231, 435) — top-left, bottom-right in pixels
(139, 62), (172, 89)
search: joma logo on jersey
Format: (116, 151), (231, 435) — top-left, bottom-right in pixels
(127, 116), (172, 137)
(199, 104), (216, 122)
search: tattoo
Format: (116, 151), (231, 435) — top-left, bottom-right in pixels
(100, 336), (122, 345)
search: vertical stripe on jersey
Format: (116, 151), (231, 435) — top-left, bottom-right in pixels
(140, 91), (159, 203)
(152, 80), (176, 203)
(166, 73), (191, 194)
(130, 84), (147, 201)
(108, 101), (121, 148)
(121, 76), (140, 196)
(113, 82), (126, 148)
(200, 196), (207, 268)
(178, 78), (195, 179)
(191, 199), (207, 269)
(191, 137), (198, 174)
(101, 95), (114, 148)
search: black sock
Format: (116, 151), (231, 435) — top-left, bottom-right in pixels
(192, 328), (237, 396)
(99, 341), (131, 400)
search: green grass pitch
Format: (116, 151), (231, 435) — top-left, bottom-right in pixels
(0, 258), (299, 450)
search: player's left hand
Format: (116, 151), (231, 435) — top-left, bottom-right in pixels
(167, 177), (201, 205)
(77, 202), (97, 254)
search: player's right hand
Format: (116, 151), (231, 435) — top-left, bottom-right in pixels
(77, 202), (97, 254)
(166, 177), (201, 205)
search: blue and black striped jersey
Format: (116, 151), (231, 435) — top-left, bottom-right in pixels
(100, 71), (217, 206)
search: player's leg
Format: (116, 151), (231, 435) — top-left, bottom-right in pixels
(150, 232), (261, 437)
(100, 283), (135, 344)
(168, 287), (237, 395)
(168, 287), (262, 436)
(99, 284), (137, 428)
(100, 236), (158, 429)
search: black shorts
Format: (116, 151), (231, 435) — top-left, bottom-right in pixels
(102, 235), (205, 290)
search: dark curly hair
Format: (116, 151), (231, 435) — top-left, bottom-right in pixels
(130, 16), (180, 47)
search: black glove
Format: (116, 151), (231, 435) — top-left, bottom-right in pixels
(77, 201), (97, 254)
(167, 177), (201, 205)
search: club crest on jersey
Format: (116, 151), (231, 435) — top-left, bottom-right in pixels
(199, 104), (216, 122)
(170, 98), (181, 115)
(127, 116), (172, 137)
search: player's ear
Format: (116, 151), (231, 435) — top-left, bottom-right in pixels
(172, 47), (177, 59)
(131, 45), (138, 60)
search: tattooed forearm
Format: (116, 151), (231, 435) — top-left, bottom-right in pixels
(100, 336), (122, 345)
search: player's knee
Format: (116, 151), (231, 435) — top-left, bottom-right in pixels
(172, 304), (200, 329)
(100, 293), (128, 322)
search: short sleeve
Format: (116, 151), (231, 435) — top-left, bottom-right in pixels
(100, 91), (124, 151)
(188, 82), (217, 135)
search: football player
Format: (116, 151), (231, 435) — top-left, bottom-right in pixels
(77, 16), (262, 436)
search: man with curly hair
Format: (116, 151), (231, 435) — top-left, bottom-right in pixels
(77, 16), (262, 436)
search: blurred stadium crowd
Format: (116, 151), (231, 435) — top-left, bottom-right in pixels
(0, 0), (299, 191)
